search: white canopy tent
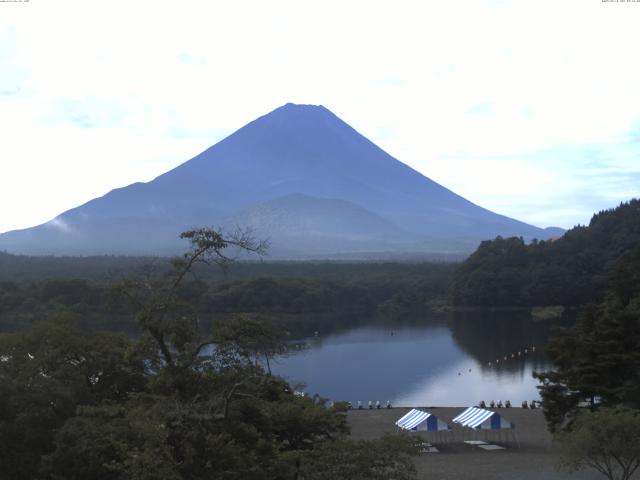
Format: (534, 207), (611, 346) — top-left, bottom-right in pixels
(395, 408), (451, 444)
(452, 407), (518, 447)
(452, 407), (513, 430)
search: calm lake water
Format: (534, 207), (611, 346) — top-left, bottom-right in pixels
(271, 312), (558, 407)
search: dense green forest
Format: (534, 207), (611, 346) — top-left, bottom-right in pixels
(451, 199), (640, 307)
(535, 244), (640, 428)
(0, 250), (454, 283)
(3, 199), (639, 329)
(0, 253), (454, 333)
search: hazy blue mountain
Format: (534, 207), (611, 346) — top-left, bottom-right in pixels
(223, 193), (422, 257)
(542, 226), (566, 238)
(0, 103), (562, 257)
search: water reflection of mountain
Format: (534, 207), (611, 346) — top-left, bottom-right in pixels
(448, 311), (557, 374)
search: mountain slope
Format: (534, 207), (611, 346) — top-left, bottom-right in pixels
(223, 193), (422, 256)
(0, 103), (560, 256)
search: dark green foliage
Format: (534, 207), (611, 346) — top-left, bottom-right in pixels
(0, 318), (148, 480)
(0, 229), (418, 479)
(555, 407), (640, 480)
(0, 251), (154, 282)
(202, 277), (374, 314)
(0, 262), (454, 334)
(297, 434), (419, 480)
(212, 314), (291, 374)
(452, 199), (640, 306)
(535, 247), (640, 431)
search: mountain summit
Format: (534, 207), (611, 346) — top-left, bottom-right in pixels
(0, 103), (561, 257)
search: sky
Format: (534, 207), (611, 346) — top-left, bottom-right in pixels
(1, 0), (639, 234)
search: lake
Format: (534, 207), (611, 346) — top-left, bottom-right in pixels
(271, 311), (558, 407)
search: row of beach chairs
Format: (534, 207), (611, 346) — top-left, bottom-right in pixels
(346, 400), (541, 409)
(479, 400), (539, 409)
(348, 400), (392, 409)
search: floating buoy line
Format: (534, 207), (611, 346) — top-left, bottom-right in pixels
(487, 345), (536, 368)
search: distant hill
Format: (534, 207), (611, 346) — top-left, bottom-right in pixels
(225, 193), (422, 256)
(451, 199), (640, 307)
(0, 103), (561, 257)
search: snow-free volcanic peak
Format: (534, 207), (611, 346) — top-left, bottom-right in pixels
(0, 103), (561, 257)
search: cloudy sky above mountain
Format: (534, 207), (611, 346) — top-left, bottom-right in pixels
(1, 0), (639, 233)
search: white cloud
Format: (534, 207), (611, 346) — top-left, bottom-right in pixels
(48, 217), (72, 233)
(1, 0), (639, 232)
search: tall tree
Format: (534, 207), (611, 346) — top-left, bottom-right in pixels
(535, 247), (640, 431)
(115, 227), (268, 371)
(556, 407), (640, 480)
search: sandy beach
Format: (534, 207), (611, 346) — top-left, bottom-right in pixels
(347, 407), (604, 480)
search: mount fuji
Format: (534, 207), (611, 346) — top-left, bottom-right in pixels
(0, 103), (562, 258)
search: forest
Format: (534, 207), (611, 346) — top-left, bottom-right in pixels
(0, 256), (454, 334)
(2, 200), (639, 336)
(450, 199), (640, 307)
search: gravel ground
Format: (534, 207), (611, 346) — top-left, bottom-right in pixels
(347, 407), (606, 480)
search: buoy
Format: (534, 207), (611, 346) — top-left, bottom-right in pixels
(518, 351), (521, 356)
